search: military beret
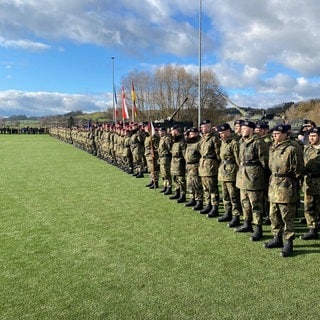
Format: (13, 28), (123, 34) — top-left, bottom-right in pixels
(171, 124), (182, 130)
(189, 127), (199, 133)
(234, 119), (244, 125)
(271, 125), (288, 133)
(217, 123), (231, 132)
(255, 123), (269, 129)
(201, 119), (211, 125)
(159, 127), (166, 131)
(309, 127), (320, 135)
(241, 120), (256, 129)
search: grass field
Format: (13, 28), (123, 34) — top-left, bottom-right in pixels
(0, 135), (319, 320)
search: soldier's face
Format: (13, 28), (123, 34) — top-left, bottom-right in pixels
(234, 124), (241, 133)
(309, 133), (320, 145)
(219, 129), (231, 141)
(241, 126), (253, 138)
(272, 131), (286, 143)
(201, 123), (211, 134)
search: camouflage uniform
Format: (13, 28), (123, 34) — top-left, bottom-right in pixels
(185, 133), (203, 204)
(199, 131), (221, 208)
(236, 133), (269, 229)
(144, 131), (160, 186)
(303, 142), (320, 229)
(130, 125), (145, 177)
(218, 132), (241, 219)
(158, 130), (173, 192)
(170, 132), (186, 199)
(268, 136), (304, 241)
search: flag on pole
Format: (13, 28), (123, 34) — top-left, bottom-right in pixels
(121, 86), (129, 120)
(114, 87), (118, 117)
(131, 80), (137, 118)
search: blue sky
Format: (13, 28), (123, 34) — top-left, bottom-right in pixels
(1, 0), (320, 117)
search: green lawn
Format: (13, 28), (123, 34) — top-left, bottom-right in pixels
(0, 135), (319, 320)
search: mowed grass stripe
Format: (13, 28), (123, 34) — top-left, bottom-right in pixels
(0, 135), (319, 320)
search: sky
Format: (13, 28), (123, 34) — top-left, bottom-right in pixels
(1, 0), (320, 117)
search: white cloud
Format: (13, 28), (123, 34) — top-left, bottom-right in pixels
(0, 90), (112, 116)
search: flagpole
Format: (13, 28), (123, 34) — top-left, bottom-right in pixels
(198, 0), (202, 128)
(111, 56), (116, 123)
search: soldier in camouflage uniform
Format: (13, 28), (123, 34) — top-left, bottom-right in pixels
(130, 122), (145, 178)
(144, 124), (160, 189)
(300, 127), (320, 240)
(217, 123), (241, 227)
(169, 124), (187, 203)
(158, 127), (173, 195)
(199, 120), (221, 217)
(235, 120), (269, 241)
(184, 127), (203, 209)
(264, 125), (304, 257)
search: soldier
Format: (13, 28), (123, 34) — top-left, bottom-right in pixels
(158, 127), (173, 195)
(184, 127), (203, 209)
(264, 125), (304, 257)
(144, 124), (160, 189)
(300, 127), (320, 240)
(217, 123), (241, 227)
(198, 120), (221, 217)
(234, 119), (244, 137)
(255, 123), (273, 225)
(235, 120), (269, 241)
(169, 124), (187, 203)
(130, 122), (145, 178)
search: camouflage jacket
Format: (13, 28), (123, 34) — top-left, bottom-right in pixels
(144, 133), (160, 159)
(236, 134), (269, 190)
(158, 134), (172, 158)
(218, 133), (240, 182)
(303, 143), (320, 195)
(170, 135), (186, 176)
(185, 136), (201, 176)
(130, 129), (145, 154)
(198, 131), (221, 177)
(269, 138), (304, 203)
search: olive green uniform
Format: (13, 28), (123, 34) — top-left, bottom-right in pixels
(158, 133), (173, 189)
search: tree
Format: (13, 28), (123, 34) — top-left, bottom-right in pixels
(121, 64), (227, 126)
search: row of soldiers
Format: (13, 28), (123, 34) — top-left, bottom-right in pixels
(49, 118), (320, 257)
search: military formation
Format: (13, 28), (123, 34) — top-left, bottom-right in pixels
(50, 118), (320, 258)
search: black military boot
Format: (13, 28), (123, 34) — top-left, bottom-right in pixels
(185, 198), (196, 207)
(145, 181), (153, 187)
(199, 203), (212, 214)
(250, 225), (263, 241)
(207, 205), (219, 218)
(300, 228), (319, 240)
(234, 220), (253, 233)
(169, 189), (180, 200)
(177, 194), (186, 203)
(280, 238), (294, 257)
(159, 186), (167, 193)
(193, 200), (203, 211)
(136, 172), (144, 178)
(151, 181), (159, 189)
(217, 211), (232, 222)
(228, 215), (240, 228)
(264, 234), (283, 249)
(164, 187), (172, 195)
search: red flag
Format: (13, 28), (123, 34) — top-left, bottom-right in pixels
(131, 81), (137, 117)
(121, 86), (129, 120)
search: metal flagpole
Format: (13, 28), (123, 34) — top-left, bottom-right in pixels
(111, 56), (115, 123)
(198, 0), (202, 128)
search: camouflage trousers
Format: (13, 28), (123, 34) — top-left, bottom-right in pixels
(132, 151), (144, 173)
(200, 176), (219, 206)
(146, 156), (159, 182)
(304, 193), (320, 228)
(240, 189), (264, 225)
(159, 157), (172, 188)
(269, 202), (296, 240)
(221, 181), (241, 216)
(173, 175), (186, 194)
